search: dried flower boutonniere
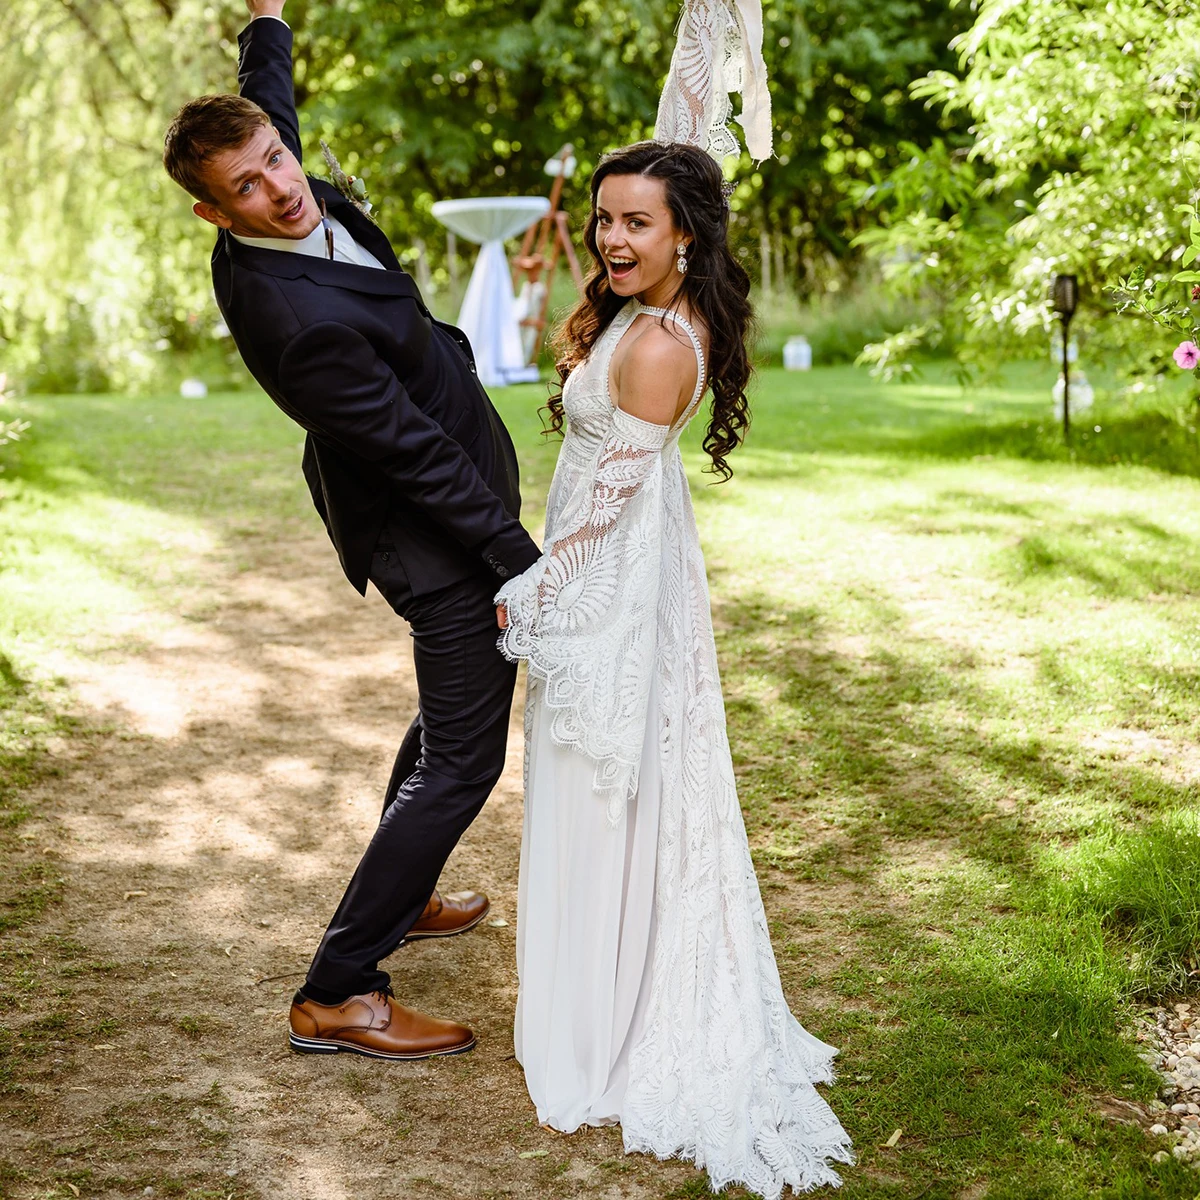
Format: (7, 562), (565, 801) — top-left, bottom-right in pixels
(320, 140), (376, 221)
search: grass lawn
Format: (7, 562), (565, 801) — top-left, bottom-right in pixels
(1, 360), (1199, 1197)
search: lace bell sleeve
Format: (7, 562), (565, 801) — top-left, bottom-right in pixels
(495, 406), (670, 821)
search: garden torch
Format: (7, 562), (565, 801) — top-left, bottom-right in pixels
(1051, 274), (1078, 442)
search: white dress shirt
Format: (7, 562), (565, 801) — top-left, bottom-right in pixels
(232, 213), (386, 270)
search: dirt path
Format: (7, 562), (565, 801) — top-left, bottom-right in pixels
(6, 528), (791, 1199)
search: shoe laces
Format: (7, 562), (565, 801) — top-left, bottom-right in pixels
(373, 984), (395, 1003)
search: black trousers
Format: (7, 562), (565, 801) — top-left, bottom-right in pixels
(305, 559), (516, 999)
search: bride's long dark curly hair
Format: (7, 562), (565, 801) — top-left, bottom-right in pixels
(546, 141), (753, 481)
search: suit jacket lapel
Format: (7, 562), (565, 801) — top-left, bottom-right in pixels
(217, 178), (427, 308)
(310, 178), (401, 270)
(215, 175), (415, 303)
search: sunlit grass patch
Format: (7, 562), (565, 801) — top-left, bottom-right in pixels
(0, 366), (1198, 1195)
(1050, 812), (1200, 998)
(680, 365), (1200, 1192)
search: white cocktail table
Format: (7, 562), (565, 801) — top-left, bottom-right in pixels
(431, 196), (551, 387)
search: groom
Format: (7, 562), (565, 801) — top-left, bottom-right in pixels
(163, 0), (540, 1059)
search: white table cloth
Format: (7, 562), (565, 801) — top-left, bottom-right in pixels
(431, 196), (551, 387)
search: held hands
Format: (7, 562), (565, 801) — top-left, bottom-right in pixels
(245, 0), (286, 19)
(496, 604), (508, 630)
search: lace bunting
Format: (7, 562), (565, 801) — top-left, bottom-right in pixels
(653, 0), (773, 165)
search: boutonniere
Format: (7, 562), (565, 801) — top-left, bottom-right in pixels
(320, 140), (376, 221)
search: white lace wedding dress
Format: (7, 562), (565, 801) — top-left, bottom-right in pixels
(496, 301), (854, 1198)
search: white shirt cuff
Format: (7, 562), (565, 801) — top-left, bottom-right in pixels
(251, 13), (289, 25)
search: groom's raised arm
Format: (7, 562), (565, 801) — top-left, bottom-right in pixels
(237, 1), (302, 163)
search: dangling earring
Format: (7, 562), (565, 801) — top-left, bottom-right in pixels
(676, 242), (689, 274)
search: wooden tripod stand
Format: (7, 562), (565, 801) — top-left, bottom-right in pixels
(512, 144), (585, 364)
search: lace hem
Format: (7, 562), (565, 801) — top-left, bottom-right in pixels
(620, 776), (857, 1195)
(623, 1123), (854, 1200)
(623, 1016), (854, 1197)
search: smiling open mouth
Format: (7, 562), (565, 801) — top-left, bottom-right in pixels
(607, 256), (637, 280)
(280, 196), (304, 222)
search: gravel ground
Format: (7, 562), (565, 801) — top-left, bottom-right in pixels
(1135, 1001), (1200, 1167)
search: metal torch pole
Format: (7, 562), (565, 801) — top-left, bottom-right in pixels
(1060, 311), (1071, 443)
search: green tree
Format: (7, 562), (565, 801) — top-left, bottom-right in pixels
(0, 0), (244, 390)
(856, 0), (1198, 375)
(0, 0), (970, 389)
(2, 0), (688, 387)
(301, 0), (971, 285)
(292, 0), (679, 277)
(757, 0), (970, 284)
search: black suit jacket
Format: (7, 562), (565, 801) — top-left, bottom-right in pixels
(211, 17), (541, 599)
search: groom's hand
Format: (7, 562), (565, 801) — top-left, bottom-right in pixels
(496, 604), (508, 630)
(245, 0), (286, 19)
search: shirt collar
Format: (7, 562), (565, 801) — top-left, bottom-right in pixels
(231, 217), (335, 259)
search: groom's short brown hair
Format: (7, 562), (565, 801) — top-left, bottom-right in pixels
(163, 94), (273, 204)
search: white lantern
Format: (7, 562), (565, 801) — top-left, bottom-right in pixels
(783, 335), (812, 371)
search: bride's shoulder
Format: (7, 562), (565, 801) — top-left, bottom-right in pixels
(629, 320), (699, 374)
(614, 320), (700, 424)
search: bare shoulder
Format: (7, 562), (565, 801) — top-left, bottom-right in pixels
(613, 321), (700, 426)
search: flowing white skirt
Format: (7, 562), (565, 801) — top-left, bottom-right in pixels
(515, 677), (663, 1130)
(515, 670), (854, 1197)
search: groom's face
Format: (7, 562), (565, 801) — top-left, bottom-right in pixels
(192, 123), (321, 240)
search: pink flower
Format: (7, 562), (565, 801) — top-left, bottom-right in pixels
(1174, 340), (1200, 369)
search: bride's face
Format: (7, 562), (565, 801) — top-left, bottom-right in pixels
(595, 174), (690, 303)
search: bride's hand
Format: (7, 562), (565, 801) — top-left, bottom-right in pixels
(496, 604), (508, 629)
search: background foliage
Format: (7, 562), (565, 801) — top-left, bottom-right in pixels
(857, 0), (1200, 379)
(10, 0), (1200, 392)
(1, 0), (966, 391)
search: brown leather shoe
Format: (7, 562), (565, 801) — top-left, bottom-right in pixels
(406, 889), (490, 940)
(288, 989), (474, 1060)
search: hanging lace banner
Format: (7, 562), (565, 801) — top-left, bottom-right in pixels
(653, 0), (773, 163)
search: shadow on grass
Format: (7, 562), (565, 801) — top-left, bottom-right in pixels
(822, 906), (1174, 1199)
(0, 395), (310, 528)
(0, 653), (72, 961)
(1, 386), (562, 532)
(1006, 529), (1200, 599)
(0, 653), (71, 831)
(713, 589), (1199, 880)
(726, 362), (1200, 480)
(873, 490), (1200, 600)
(1054, 812), (1200, 998)
(0, 653), (25, 696)
(713, 592), (1199, 1194)
(907, 408), (1200, 478)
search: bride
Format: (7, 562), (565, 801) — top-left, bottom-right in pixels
(494, 3), (853, 1196)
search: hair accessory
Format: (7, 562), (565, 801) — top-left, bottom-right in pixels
(676, 243), (689, 274)
(720, 179), (735, 209)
